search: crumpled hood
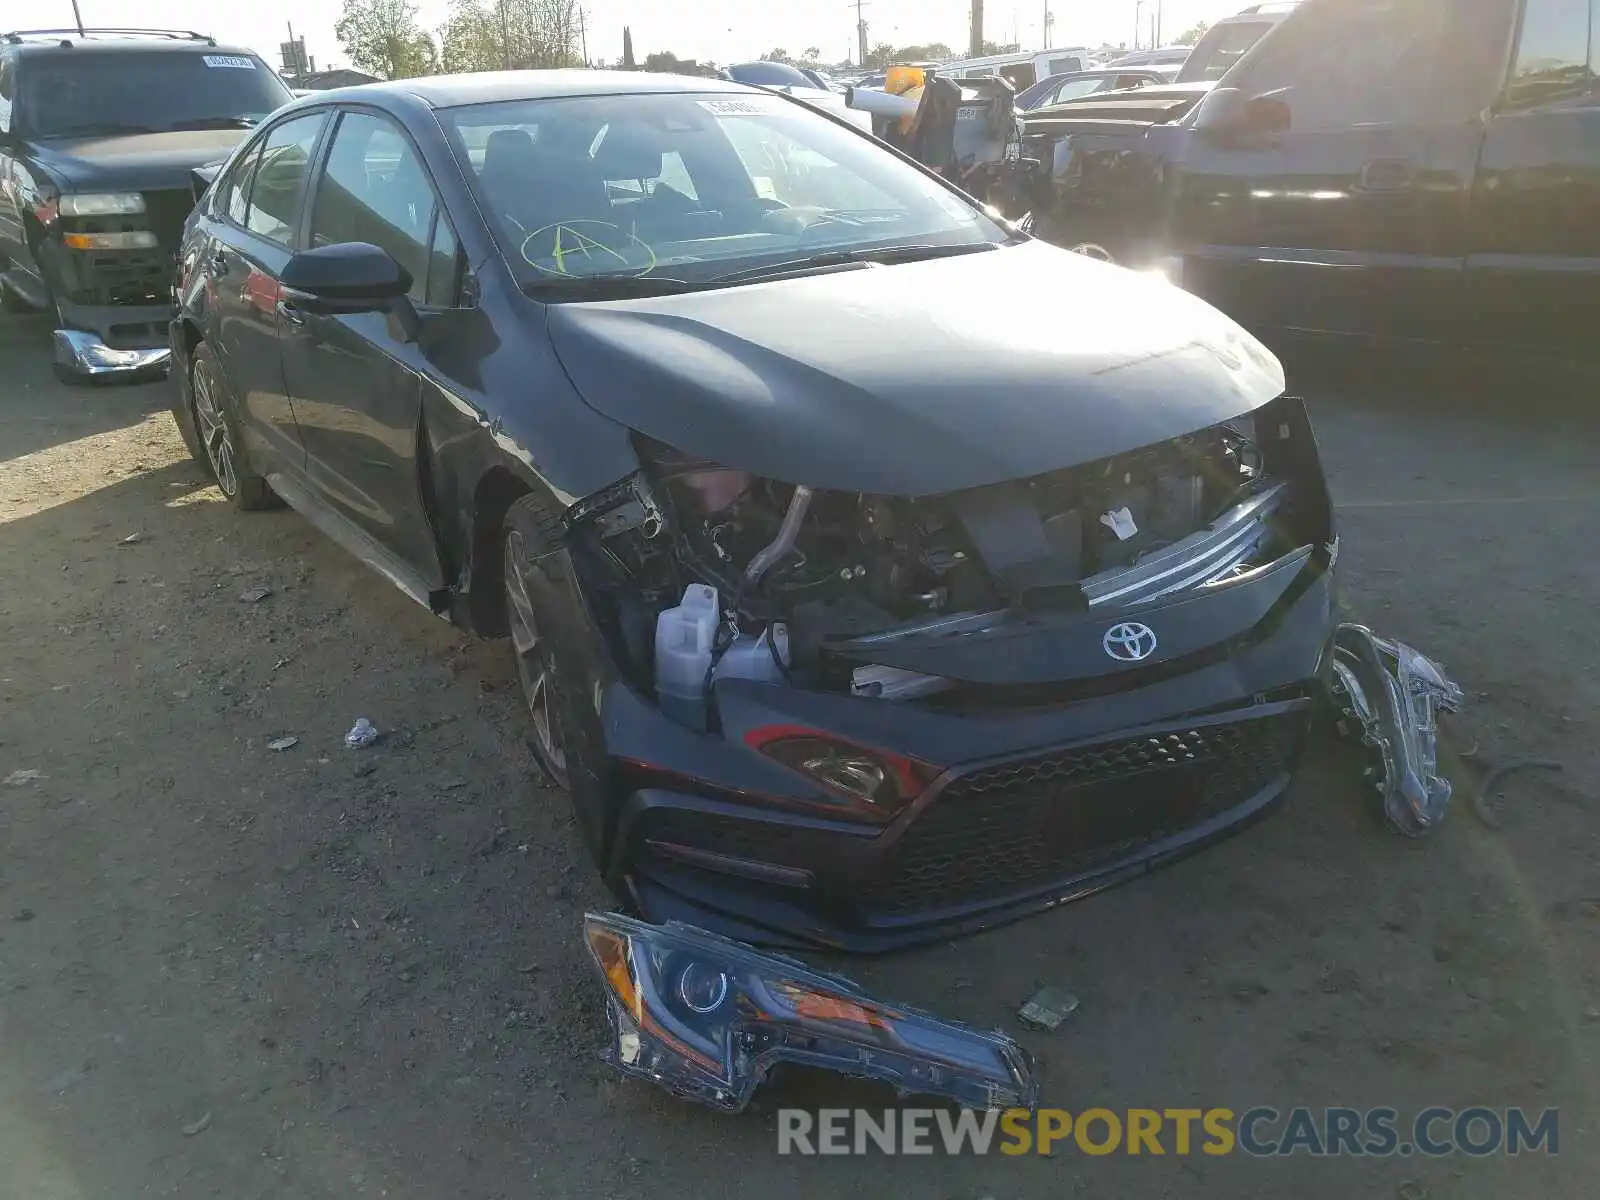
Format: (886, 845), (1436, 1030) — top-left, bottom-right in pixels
(547, 240), (1284, 495)
(28, 130), (249, 192)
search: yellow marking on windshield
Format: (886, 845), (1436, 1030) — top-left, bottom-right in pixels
(523, 220), (658, 278)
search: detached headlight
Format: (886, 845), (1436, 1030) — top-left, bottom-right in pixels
(59, 193), (146, 217)
(584, 913), (1038, 1113)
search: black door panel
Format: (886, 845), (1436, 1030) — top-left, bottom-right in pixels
(1171, 0), (1512, 344)
(282, 108), (448, 589)
(1463, 0), (1599, 361)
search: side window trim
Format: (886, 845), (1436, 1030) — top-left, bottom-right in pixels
(215, 129), (267, 223)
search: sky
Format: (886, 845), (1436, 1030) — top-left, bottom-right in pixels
(51, 0), (1249, 71)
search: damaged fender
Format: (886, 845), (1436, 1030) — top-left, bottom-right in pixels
(583, 912), (1039, 1113)
(1326, 624), (1465, 837)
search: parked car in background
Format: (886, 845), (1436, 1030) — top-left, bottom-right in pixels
(1019, 0), (1600, 368)
(722, 61), (874, 131)
(0, 27), (293, 380)
(1174, 2), (1301, 83)
(941, 47), (1098, 91)
(168, 70), (1336, 952)
(1106, 46), (1194, 70)
(1015, 66), (1177, 111)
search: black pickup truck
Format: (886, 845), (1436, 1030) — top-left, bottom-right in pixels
(0, 28), (293, 380)
(1020, 0), (1600, 367)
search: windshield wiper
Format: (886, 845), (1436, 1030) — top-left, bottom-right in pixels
(165, 116), (261, 131)
(708, 242), (997, 287)
(521, 275), (695, 301)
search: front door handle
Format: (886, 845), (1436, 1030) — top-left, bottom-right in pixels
(1358, 158), (1414, 192)
(275, 298), (306, 325)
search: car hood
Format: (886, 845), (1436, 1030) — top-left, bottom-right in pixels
(546, 240), (1285, 496)
(27, 129), (252, 192)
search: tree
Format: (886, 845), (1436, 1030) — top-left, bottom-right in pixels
(437, 0), (584, 72)
(763, 48), (793, 64)
(895, 42), (953, 63)
(979, 40), (1020, 55)
(1173, 21), (1210, 46)
(438, 0), (503, 72)
(796, 46), (823, 69)
(336, 0), (438, 79)
(864, 42), (896, 68)
(622, 25), (635, 68)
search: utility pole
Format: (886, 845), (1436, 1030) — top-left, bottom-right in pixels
(969, 0), (984, 57)
(499, 0), (511, 69)
(578, 5), (588, 65)
(1133, 0), (1144, 50)
(1042, 3), (1052, 50)
(848, 0), (870, 67)
(1155, 0), (1163, 46)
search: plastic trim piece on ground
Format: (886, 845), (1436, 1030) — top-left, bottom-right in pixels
(1326, 623), (1465, 837)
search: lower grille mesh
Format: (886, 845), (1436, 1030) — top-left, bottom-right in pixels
(860, 714), (1302, 916)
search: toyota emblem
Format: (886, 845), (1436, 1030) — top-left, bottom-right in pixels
(1103, 621), (1158, 663)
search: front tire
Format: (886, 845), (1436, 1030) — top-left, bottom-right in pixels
(189, 340), (278, 510)
(502, 493), (614, 860)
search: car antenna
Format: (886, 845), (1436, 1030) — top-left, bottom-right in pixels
(69, 0), (86, 37)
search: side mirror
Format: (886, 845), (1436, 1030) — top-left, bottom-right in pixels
(1192, 86), (1291, 142)
(279, 242), (411, 310)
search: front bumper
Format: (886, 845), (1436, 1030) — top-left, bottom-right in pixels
(53, 326), (172, 379)
(600, 563), (1336, 953)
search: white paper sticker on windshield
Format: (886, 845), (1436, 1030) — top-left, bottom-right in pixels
(696, 98), (786, 117)
(203, 55), (257, 69)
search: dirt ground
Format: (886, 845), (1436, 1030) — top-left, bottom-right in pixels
(2, 309), (1597, 1199)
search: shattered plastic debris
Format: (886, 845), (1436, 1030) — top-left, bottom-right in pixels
(267, 737), (300, 752)
(343, 718), (379, 749)
(1017, 985), (1081, 1031)
(582, 912), (1038, 1114)
(239, 584), (273, 604)
(4, 769), (46, 786)
(1325, 624), (1464, 837)
(118, 532), (143, 546)
(1098, 506), (1139, 541)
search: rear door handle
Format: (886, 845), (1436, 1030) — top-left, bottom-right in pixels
(1358, 158), (1414, 192)
(275, 298), (306, 325)
(211, 251), (230, 274)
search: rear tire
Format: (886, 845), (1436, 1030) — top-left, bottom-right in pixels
(189, 340), (279, 511)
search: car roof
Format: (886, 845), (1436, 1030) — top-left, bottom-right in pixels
(321, 69), (758, 110)
(4, 30), (257, 57)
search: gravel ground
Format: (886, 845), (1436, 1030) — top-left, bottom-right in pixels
(1, 310), (1597, 1198)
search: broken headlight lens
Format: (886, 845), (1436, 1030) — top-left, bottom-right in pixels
(584, 912), (1038, 1113)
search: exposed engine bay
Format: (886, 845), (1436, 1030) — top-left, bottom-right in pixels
(567, 397), (1326, 724)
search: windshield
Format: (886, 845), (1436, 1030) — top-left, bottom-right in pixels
(1176, 20), (1276, 82)
(443, 90), (1008, 294)
(19, 50), (293, 138)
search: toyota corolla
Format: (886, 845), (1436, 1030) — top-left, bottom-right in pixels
(169, 70), (1338, 952)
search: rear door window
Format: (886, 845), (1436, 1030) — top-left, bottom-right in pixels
(1505, 0), (1593, 107)
(243, 112), (326, 246)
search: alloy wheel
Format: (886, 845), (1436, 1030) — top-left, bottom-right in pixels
(191, 359), (239, 497)
(504, 529), (571, 789)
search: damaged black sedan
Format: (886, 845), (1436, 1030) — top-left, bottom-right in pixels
(170, 71), (1338, 952)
